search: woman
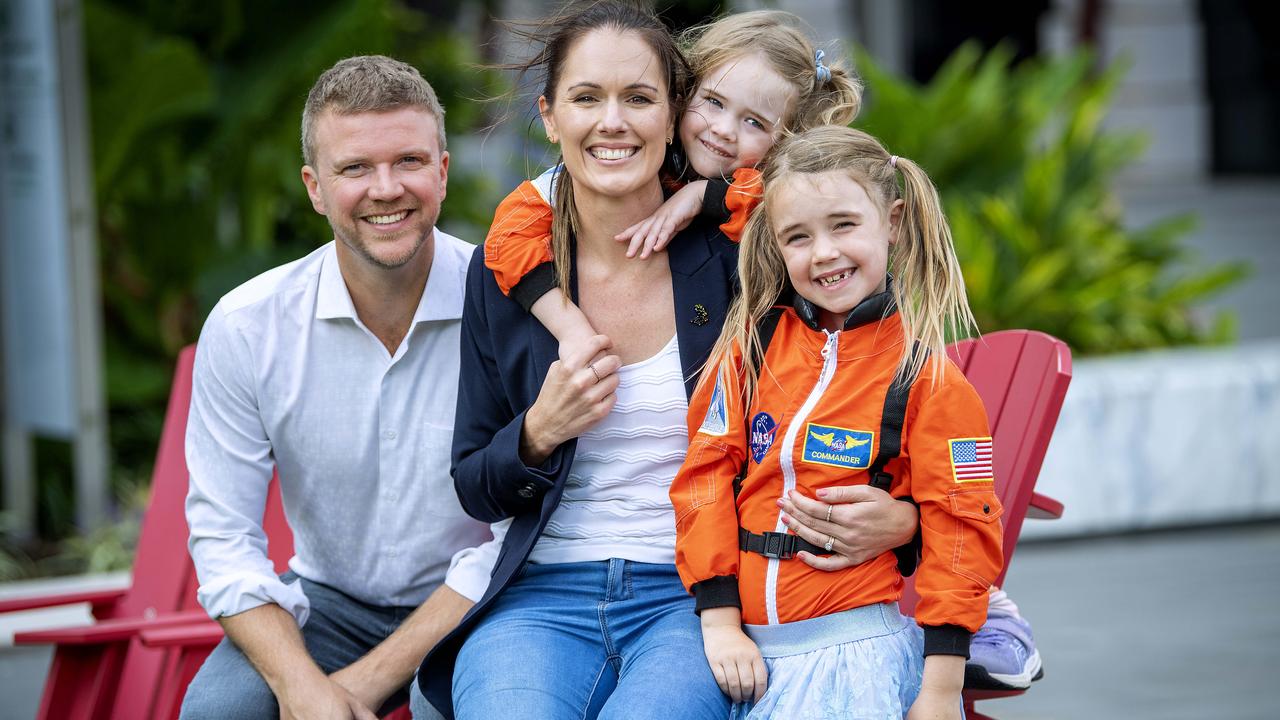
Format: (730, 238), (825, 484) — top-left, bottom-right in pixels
(415, 4), (917, 718)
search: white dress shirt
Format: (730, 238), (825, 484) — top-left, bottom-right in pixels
(186, 230), (497, 624)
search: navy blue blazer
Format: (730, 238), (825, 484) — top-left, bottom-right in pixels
(418, 217), (739, 716)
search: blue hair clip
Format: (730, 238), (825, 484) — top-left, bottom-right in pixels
(814, 49), (832, 86)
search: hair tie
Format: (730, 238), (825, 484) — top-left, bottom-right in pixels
(889, 155), (899, 169)
(814, 49), (832, 86)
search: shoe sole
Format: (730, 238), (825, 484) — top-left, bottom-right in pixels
(964, 650), (1043, 691)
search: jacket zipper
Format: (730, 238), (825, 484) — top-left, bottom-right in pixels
(764, 329), (841, 624)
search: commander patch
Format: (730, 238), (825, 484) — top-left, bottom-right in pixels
(698, 374), (729, 437)
(949, 437), (994, 482)
(801, 423), (873, 469)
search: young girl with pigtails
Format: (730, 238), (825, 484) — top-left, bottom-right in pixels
(482, 10), (861, 362)
(669, 125), (1005, 719)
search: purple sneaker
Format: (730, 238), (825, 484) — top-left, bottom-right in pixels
(964, 614), (1044, 690)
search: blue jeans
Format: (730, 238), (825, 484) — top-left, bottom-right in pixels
(452, 559), (730, 720)
(181, 572), (443, 720)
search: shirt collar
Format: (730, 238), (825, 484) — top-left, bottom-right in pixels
(314, 230), (467, 324)
(316, 242), (358, 320)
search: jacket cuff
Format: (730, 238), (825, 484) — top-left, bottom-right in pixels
(509, 261), (559, 313)
(923, 624), (972, 658)
(692, 575), (740, 614)
(701, 178), (732, 224)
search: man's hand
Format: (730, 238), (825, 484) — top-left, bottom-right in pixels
(279, 673), (377, 720)
(328, 664), (385, 718)
(778, 485), (918, 571)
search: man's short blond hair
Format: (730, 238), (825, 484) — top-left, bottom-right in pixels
(301, 55), (446, 167)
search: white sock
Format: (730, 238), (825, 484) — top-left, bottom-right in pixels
(986, 586), (1022, 618)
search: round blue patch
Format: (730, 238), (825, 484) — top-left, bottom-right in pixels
(750, 412), (778, 464)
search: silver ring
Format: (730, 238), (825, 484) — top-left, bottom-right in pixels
(823, 535), (835, 552)
(588, 363), (602, 383)
(825, 504), (833, 523)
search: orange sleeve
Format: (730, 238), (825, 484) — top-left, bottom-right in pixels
(483, 180), (554, 298)
(670, 352), (749, 610)
(719, 167), (763, 243)
(908, 373), (1005, 635)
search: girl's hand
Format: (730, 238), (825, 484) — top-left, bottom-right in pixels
(700, 608), (768, 703)
(614, 180), (708, 259)
(907, 653), (965, 720)
(905, 686), (963, 720)
(778, 485), (919, 571)
(520, 334), (621, 465)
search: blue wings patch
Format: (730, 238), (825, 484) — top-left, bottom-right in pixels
(801, 423), (873, 469)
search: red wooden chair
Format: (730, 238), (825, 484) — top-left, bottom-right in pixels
(0, 346), (294, 719)
(896, 330), (1072, 719)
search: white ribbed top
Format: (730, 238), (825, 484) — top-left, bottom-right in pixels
(529, 334), (688, 564)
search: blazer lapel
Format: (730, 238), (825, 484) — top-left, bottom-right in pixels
(669, 223), (735, 398)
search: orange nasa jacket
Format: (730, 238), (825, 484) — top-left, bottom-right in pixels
(483, 166), (761, 310)
(670, 291), (1004, 655)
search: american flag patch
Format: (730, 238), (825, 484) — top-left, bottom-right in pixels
(949, 437), (994, 483)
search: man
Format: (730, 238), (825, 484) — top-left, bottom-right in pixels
(182, 56), (492, 719)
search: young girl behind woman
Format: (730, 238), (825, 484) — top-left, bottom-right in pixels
(670, 125), (1005, 719)
(484, 10), (861, 361)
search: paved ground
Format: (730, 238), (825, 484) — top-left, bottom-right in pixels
(983, 522), (1280, 720)
(2, 526), (1276, 719)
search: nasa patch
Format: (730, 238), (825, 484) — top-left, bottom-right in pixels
(698, 374), (729, 437)
(749, 412), (777, 463)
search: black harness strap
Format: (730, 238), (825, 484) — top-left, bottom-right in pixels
(738, 528), (828, 560)
(867, 346), (922, 492)
(732, 307), (785, 499)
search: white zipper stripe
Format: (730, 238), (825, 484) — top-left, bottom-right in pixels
(764, 330), (841, 624)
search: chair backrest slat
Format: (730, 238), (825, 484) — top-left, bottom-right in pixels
(901, 330), (1071, 612)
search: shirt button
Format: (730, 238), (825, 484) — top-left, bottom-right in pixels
(516, 483), (536, 499)
(384, 429), (397, 440)
(387, 547), (399, 557)
(385, 491), (398, 502)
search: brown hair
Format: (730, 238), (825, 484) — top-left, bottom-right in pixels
(301, 55), (446, 167)
(500, 1), (690, 294)
(682, 10), (862, 133)
(710, 125), (977, 403)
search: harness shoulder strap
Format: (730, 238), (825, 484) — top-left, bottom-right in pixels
(733, 307), (785, 498)
(867, 342), (926, 575)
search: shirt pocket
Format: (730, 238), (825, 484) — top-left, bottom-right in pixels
(946, 486), (1003, 587)
(420, 423), (469, 519)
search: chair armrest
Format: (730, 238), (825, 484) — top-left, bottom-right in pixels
(13, 608), (210, 645)
(1027, 491), (1064, 520)
(0, 587), (127, 615)
(139, 619), (224, 648)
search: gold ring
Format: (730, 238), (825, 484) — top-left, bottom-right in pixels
(823, 535), (835, 552)
(589, 363), (602, 383)
(825, 504), (833, 523)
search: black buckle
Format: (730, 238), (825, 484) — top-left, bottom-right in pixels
(869, 471), (893, 492)
(761, 532), (796, 559)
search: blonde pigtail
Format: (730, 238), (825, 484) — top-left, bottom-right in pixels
(890, 156), (978, 384)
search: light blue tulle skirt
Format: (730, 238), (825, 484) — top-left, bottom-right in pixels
(731, 603), (928, 720)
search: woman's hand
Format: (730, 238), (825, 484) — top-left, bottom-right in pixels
(614, 180), (707, 259)
(700, 607), (768, 703)
(520, 334), (621, 465)
(778, 485), (919, 571)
